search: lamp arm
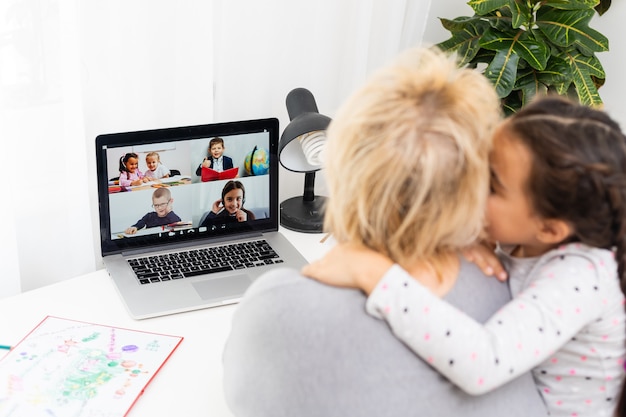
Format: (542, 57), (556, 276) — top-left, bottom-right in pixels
(303, 171), (316, 202)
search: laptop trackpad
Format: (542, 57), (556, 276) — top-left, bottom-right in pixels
(192, 274), (252, 300)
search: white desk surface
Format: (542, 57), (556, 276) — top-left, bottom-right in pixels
(0, 227), (330, 417)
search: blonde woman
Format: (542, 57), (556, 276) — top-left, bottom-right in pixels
(222, 48), (549, 417)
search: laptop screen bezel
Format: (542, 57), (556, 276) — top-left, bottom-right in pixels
(95, 118), (279, 256)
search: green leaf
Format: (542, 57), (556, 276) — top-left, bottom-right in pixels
(536, 8), (609, 54)
(439, 16), (482, 32)
(514, 69), (547, 107)
(595, 0), (611, 15)
(521, 82), (547, 107)
(436, 19), (490, 65)
(438, 0), (610, 113)
(484, 49), (520, 98)
(480, 28), (549, 70)
(556, 50), (603, 105)
(540, 56), (573, 84)
(570, 52), (605, 78)
(530, 27), (561, 56)
(501, 93), (523, 116)
(591, 75), (606, 90)
(572, 68), (602, 106)
(553, 80), (573, 96)
(468, 0), (509, 15)
(469, 48), (497, 65)
(508, 0), (532, 29)
(485, 9), (514, 32)
(541, 0), (599, 10)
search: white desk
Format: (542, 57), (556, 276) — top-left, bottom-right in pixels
(0, 227), (329, 417)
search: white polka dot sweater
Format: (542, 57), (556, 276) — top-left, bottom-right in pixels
(366, 243), (626, 417)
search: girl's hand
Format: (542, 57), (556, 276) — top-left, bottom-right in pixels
(301, 243), (393, 295)
(211, 199), (223, 214)
(235, 210), (247, 222)
(461, 242), (507, 281)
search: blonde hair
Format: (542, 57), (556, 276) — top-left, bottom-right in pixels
(324, 47), (501, 266)
(146, 151), (161, 162)
(152, 187), (171, 201)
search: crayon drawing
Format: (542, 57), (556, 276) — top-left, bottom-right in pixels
(0, 316), (182, 417)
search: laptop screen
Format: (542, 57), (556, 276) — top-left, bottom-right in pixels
(96, 119), (279, 256)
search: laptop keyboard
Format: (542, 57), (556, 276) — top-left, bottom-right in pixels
(127, 239), (283, 285)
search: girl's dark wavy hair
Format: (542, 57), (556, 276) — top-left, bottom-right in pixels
(507, 96), (626, 415)
(119, 152), (139, 174)
(221, 180), (246, 205)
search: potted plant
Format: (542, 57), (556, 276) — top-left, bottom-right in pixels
(436, 0), (611, 114)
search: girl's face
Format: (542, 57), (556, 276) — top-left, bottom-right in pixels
(146, 155), (159, 171)
(223, 188), (244, 214)
(485, 125), (544, 252)
(126, 157), (139, 173)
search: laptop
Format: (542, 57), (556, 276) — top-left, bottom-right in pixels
(96, 118), (309, 319)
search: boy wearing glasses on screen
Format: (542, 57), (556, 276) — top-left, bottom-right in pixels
(124, 188), (181, 235)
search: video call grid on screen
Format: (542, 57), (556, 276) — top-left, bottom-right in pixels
(103, 131), (271, 241)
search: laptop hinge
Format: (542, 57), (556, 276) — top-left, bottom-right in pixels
(119, 231), (264, 257)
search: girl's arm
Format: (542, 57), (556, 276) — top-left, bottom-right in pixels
(302, 243), (393, 293)
(118, 172), (131, 187)
(137, 170), (149, 184)
(367, 251), (611, 394)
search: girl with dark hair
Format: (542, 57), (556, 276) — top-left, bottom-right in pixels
(200, 180), (256, 227)
(118, 152), (148, 188)
(305, 96), (626, 417)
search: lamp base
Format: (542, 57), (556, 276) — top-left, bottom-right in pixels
(280, 195), (327, 233)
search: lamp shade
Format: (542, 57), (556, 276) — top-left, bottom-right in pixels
(278, 88), (330, 233)
(279, 88), (331, 173)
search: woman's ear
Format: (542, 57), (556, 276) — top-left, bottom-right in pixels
(536, 218), (573, 244)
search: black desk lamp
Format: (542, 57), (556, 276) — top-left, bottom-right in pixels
(278, 88), (331, 233)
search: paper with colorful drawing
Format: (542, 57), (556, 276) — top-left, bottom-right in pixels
(0, 316), (183, 417)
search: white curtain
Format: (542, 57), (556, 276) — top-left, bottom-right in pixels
(213, 0), (432, 202)
(1, 0), (214, 295)
(1, 0), (431, 297)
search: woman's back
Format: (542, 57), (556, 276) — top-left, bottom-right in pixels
(223, 257), (549, 417)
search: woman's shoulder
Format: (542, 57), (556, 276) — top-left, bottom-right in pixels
(244, 267), (362, 304)
(248, 267), (329, 293)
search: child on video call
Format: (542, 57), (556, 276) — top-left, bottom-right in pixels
(119, 152), (150, 188)
(124, 188), (181, 234)
(144, 151), (170, 180)
(195, 137), (234, 176)
(304, 95), (626, 417)
(200, 180), (255, 227)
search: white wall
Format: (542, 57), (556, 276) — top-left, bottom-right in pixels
(2, 0), (625, 293)
(1, 0), (214, 293)
(212, 1), (432, 206)
(2, 0), (433, 293)
(590, 1), (626, 129)
(79, 2), (215, 273)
